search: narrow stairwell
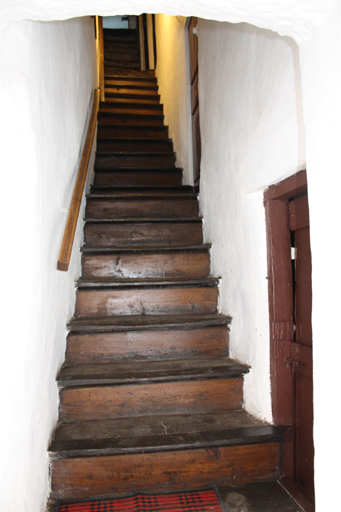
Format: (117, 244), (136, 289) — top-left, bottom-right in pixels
(49, 50), (287, 503)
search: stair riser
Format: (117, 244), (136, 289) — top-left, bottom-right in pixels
(90, 187), (193, 195)
(96, 140), (173, 153)
(93, 171), (182, 187)
(98, 115), (164, 127)
(81, 252), (209, 279)
(59, 378), (243, 422)
(64, 326), (229, 365)
(105, 80), (157, 88)
(105, 87), (158, 96)
(85, 199), (198, 219)
(95, 153), (176, 169)
(104, 96), (160, 105)
(75, 287), (218, 317)
(100, 105), (163, 116)
(84, 223), (203, 248)
(97, 126), (168, 139)
(51, 443), (280, 500)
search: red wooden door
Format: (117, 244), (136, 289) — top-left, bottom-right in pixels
(289, 194), (314, 503)
(188, 17), (201, 191)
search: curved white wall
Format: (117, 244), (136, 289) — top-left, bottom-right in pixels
(0, 17), (97, 512)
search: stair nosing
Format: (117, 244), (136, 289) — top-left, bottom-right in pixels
(76, 277), (219, 290)
(81, 244), (211, 254)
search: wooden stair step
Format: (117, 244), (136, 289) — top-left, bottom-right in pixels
(58, 374), (245, 422)
(100, 103), (163, 115)
(64, 324), (227, 365)
(76, 276), (218, 288)
(97, 125), (169, 139)
(98, 112), (164, 126)
(67, 313), (231, 333)
(96, 139), (173, 153)
(105, 87), (159, 95)
(93, 170), (182, 187)
(50, 443), (281, 500)
(57, 357), (248, 388)
(84, 219), (203, 247)
(74, 281), (219, 317)
(81, 247), (210, 279)
(104, 94), (160, 104)
(49, 410), (287, 459)
(89, 185), (194, 195)
(85, 196), (198, 219)
(105, 79), (158, 88)
(95, 152), (176, 170)
(104, 71), (156, 80)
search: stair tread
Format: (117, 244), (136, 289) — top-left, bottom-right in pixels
(97, 137), (171, 143)
(86, 194), (197, 200)
(49, 410), (287, 458)
(89, 186), (194, 195)
(77, 277), (219, 289)
(81, 244), (211, 254)
(84, 217), (202, 224)
(68, 313), (232, 332)
(57, 357), (249, 387)
(94, 168), (182, 173)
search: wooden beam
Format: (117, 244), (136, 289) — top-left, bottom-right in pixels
(57, 88), (100, 271)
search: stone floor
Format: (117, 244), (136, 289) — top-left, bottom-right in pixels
(218, 481), (303, 512)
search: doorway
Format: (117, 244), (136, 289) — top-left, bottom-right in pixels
(264, 170), (314, 512)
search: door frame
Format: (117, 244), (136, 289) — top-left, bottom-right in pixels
(264, 169), (314, 512)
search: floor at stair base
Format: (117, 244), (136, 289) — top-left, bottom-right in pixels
(51, 443), (280, 501)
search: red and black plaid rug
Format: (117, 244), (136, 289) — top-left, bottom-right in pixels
(56, 487), (226, 512)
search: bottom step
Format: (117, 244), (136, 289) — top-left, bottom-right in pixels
(51, 442), (281, 500)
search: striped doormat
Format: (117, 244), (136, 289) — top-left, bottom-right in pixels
(56, 487), (226, 511)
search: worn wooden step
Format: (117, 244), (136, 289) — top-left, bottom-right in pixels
(74, 279), (219, 317)
(104, 94), (160, 104)
(105, 71), (155, 80)
(84, 219), (203, 248)
(100, 104), (163, 116)
(58, 368), (246, 422)
(89, 185), (194, 195)
(97, 125), (168, 140)
(105, 79), (158, 89)
(50, 442), (280, 500)
(95, 152), (176, 170)
(85, 196), (198, 219)
(93, 169), (182, 187)
(81, 247), (209, 280)
(98, 112), (164, 127)
(96, 139), (173, 153)
(68, 313), (231, 333)
(50, 410), (287, 459)
(64, 324), (227, 365)
(105, 87), (159, 96)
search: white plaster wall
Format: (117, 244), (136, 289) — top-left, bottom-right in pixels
(198, 20), (306, 421)
(0, 17), (97, 512)
(154, 14), (190, 182)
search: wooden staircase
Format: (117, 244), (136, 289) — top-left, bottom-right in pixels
(49, 68), (287, 502)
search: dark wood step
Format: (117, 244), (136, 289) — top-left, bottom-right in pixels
(84, 220), (203, 248)
(97, 125), (168, 139)
(58, 358), (248, 388)
(105, 79), (158, 88)
(93, 169), (182, 187)
(85, 196), (198, 219)
(64, 324), (227, 365)
(105, 86), (159, 95)
(95, 152), (176, 170)
(89, 185), (194, 195)
(74, 282), (219, 317)
(81, 247), (209, 279)
(100, 104), (163, 116)
(98, 112), (164, 127)
(104, 94), (160, 104)
(51, 442), (280, 500)
(105, 70), (155, 79)
(96, 139), (173, 153)
(59, 377), (244, 422)
(50, 410), (287, 459)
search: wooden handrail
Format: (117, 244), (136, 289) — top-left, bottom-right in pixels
(57, 88), (100, 271)
(98, 17), (105, 102)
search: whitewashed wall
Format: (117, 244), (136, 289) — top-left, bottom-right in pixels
(154, 14), (190, 182)
(0, 17), (97, 512)
(198, 20), (306, 420)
